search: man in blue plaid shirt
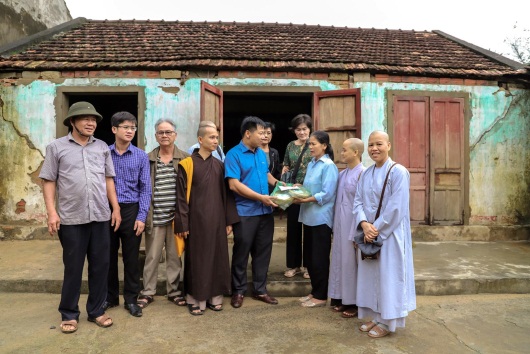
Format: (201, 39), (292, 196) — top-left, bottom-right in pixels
(104, 111), (151, 317)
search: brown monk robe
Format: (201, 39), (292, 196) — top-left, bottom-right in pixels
(174, 146), (239, 314)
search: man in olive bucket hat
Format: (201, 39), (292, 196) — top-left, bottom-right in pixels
(39, 101), (122, 333)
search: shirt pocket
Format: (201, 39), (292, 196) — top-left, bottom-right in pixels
(86, 150), (107, 174)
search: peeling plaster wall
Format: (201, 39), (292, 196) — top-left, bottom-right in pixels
(351, 81), (530, 224)
(0, 77), (528, 227)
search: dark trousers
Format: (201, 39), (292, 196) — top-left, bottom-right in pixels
(304, 224), (332, 300)
(58, 221), (110, 321)
(231, 214), (274, 295)
(286, 204), (309, 268)
(108, 203), (142, 305)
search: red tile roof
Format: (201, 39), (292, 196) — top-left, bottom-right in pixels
(0, 20), (526, 78)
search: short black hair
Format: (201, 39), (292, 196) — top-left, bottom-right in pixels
(240, 116), (265, 137)
(263, 122), (276, 132)
(111, 111), (137, 127)
(290, 114), (312, 131)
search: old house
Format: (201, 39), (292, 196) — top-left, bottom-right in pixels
(0, 18), (528, 239)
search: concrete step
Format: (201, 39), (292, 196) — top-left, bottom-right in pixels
(0, 240), (529, 296)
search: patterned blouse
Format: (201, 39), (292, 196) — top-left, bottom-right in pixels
(282, 140), (312, 184)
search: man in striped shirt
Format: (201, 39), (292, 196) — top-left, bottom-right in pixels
(138, 119), (189, 309)
(104, 112), (151, 318)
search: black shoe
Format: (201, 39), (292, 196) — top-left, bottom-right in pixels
(102, 300), (119, 311)
(124, 303), (143, 317)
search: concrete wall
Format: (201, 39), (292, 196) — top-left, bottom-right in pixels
(0, 0), (72, 46)
(0, 73), (528, 231)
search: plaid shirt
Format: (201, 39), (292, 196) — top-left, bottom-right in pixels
(109, 143), (151, 222)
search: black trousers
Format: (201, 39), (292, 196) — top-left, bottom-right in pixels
(304, 224), (332, 301)
(108, 203), (142, 305)
(231, 214), (274, 295)
(286, 204), (309, 268)
(58, 221), (110, 321)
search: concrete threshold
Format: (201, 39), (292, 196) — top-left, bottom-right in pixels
(0, 240), (529, 296)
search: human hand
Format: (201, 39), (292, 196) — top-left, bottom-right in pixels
(360, 221), (378, 242)
(282, 166), (289, 174)
(47, 211), (60, 236)
(176, 231), (189, 239)
(226, 225), (233, 236)
(261, 195), (278, 208)
(111, 208), (122, 232)
(134, 220), (145, 236)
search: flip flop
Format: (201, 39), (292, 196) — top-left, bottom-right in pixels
(368, 324), (391, 338)
(332, 305), (347, 312)
(301, 299), (326, 308)
(298, 295), (313, 302)
(60, 320), (78, 334)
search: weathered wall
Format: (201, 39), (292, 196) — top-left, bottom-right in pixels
(0, 0), (72, 46)
(0, 73), (528, 231)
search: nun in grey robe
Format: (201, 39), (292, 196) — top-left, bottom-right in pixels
(328, 163), (364, 306)
(351, 157), (416, 332)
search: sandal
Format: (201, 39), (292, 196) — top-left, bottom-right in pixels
(206, 303), (223, 311)
(60, 320), (78, 334)
(359, 321), (378, 332)
(301, 299), (326, 308)
(303, 270), (310, 279)
(284, 268), (301, 278)
(137, 295), (154, 309)
(342, 307), (358, 318)
(168, 295), (187, 306)
(187, 304), (204, 316)
(298, 294), (313, 303)
(332, 304), (347, 312)
(368, 324), (391, 338)
(87, 313), (113, 328)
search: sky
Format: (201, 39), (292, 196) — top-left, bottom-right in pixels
(65, 0), (527, 61)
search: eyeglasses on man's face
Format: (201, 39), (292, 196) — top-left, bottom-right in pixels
(117, 125), (137, 131)
(156, 130), (176, 136)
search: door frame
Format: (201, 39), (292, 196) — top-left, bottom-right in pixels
(387, 90), (471, 225)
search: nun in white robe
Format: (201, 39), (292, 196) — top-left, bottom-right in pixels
(351, 157), (416, 332)
(328, 163), (364, 306)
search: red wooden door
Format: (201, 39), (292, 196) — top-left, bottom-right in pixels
(430, 98), (464, 225)
(393, 96), (429, 224)
(200, 81), (224, 144)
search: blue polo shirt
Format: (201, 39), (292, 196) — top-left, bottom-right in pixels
(225, 141), (273, 216)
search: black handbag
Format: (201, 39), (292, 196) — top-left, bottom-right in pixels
(281, 142), (309, 184)
(356, 162), (398, 260)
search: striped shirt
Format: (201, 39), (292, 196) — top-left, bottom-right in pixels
(39, 133), (115, 225)
(152, 158), (177, 226)
(109, 143), (151, 222)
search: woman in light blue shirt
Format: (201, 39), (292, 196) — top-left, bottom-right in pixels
(294, 131), (339, 308)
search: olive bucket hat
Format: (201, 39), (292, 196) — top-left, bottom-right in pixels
(63, 101), (103, 126)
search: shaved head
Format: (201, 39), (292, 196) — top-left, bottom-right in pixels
(344, 138), (364, 155)
(369, 130), (390, 142)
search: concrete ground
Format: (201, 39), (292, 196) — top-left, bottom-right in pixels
(0, 293), (529, 354)
(0, 240), (529, 295)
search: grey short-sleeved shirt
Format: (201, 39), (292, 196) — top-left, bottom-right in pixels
(39, 133), (116, 225)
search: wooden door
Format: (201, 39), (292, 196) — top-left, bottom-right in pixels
(430, 98), (464, 225)
(200, 81), (224, 144)
(393, 96), (429, 224)
(313, 89), (361, 169)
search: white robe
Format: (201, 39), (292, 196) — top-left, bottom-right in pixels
(351, 158), (416, 325)
(328, 163), (364, 304)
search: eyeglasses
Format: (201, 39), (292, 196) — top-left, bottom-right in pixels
(156, 130), (176, 136)
(117, 125), (137, 131)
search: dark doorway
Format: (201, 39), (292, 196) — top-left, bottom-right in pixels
(223, 92), (313, 161)
(68, 94), (139, 146)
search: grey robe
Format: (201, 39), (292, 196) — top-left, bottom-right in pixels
(351, 158), (416, 321)
(328, 163), (364, 304)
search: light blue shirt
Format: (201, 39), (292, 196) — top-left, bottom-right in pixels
(298, 154), (339, 228)
(188, 143), (225, 161)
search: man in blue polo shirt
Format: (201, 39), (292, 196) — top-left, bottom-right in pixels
(225, 116), (281, 308)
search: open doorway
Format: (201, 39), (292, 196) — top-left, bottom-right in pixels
(223, 92), (313, 161)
